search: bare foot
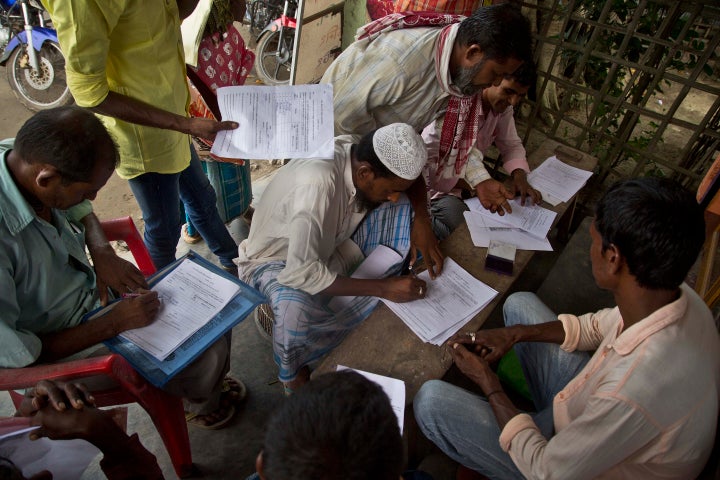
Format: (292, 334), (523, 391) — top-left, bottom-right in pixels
(282, 366), (311, 396)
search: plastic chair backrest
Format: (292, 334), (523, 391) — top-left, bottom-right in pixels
(100, 216), (156, 276)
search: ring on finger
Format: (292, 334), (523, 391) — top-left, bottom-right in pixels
(467, 332), (476, 343)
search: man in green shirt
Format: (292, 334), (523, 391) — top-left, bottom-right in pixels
(0, 107), (239, 429)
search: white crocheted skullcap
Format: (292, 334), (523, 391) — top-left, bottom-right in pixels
(372, 123), (427, 180)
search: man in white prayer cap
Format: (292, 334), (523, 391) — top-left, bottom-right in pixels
(237, 123), (428, 393)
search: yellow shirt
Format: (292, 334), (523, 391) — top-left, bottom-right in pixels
(42, 0), (191, 179)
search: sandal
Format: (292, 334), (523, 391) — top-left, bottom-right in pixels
(181, 223), (202, 245)
(221, 375), (247, 407)
(185, 405), (236, 430)
(185, 376), (246, 430)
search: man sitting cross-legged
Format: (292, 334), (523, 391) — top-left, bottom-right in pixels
(0, 106), (243, 430)
(415, 177), (719, 479)
(237, 123), (429, 393)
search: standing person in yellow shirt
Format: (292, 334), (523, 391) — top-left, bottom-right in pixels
(42, 0), (241, 274)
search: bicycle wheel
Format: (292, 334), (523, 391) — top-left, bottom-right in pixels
(7, 41), (73, 111)
(255, 27), (294, 86)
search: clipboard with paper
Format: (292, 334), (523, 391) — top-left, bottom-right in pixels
(97, 251), (265, 387)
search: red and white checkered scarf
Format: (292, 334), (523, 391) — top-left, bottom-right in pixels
(356, 12), (481, 176)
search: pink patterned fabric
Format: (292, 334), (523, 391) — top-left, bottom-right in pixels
(356, 11), (463, 41)
(366, 0), (395, 21)
(188, 23), (255, 93)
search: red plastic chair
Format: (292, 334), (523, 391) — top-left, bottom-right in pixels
(100, 216), (156, 277)
(0, 217), (195, 478)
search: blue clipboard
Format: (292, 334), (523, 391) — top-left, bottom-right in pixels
(95, 251), (265, 387)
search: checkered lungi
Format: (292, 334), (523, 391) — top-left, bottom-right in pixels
(248, 197), (413, 382)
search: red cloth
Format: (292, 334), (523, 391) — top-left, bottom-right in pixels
(189, 23), (254, 93)
(393, 0), (485, 16)
(356, 11), (463, 41)
(366, 0), (395, 20)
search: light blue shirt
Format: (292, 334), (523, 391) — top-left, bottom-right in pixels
(0, 139), (98, 367)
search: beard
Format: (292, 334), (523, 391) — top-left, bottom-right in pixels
(355, 188), (382, 212)
(451, 58), (486, 96)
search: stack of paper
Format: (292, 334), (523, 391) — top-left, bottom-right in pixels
(463, 197), (556, 251)
(527, 155), (594, 206)
(382, 258), (498, 345)
(337, 366), (406, 433)
(212, 84), (335, 160)
(120, 259), (242, 361)
(1, 417), (98, 480)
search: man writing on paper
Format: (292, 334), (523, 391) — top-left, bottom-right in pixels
(321, 4), (533, 275)
(0, 107), (241, 430)
(414, 177), (719, 478)
(422, 61), (543, 240)
(238, 124), (428, 393)
(42, 0), (240, 273)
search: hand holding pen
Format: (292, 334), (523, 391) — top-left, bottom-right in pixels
(115, 289), (161, 330)
(407, 263), (427, 298)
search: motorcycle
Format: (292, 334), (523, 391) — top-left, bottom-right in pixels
(248, 0), (297, 86)
(0, 0), (72, 111)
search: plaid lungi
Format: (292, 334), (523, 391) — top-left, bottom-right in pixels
(248, 197), (413, 382)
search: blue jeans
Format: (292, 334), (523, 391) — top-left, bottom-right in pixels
(414, 292), (590, 480)
(128, 145), (238, 269)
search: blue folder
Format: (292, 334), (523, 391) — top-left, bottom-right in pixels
(95, 251), (266, 387)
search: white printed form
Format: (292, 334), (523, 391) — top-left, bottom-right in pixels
(527, 155), (593, 205)
(466, 197), (557, 239)
(463, 211), (553, 251)
(383, 258), (497, 345)
(211, 84), (335, 160)
(120, 261), (240, 361)
(337, 366), (406, 434)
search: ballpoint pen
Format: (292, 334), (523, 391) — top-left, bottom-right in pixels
(408, 263), (418, 278)
(408, 263), (426, 296)
(122, 291), (163, 302)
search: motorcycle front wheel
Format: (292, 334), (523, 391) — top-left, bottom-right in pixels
(7, 41), (74, 111)
(256, 28), (295, 86)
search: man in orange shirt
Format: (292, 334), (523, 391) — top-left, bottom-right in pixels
(415, 177), (719, 479)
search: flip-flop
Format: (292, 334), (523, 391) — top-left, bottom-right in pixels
(185, 405), (236, 430)
(185, 376), (246, 430)
(221, 375), (247, 406)
(181, 224), (202, 244)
